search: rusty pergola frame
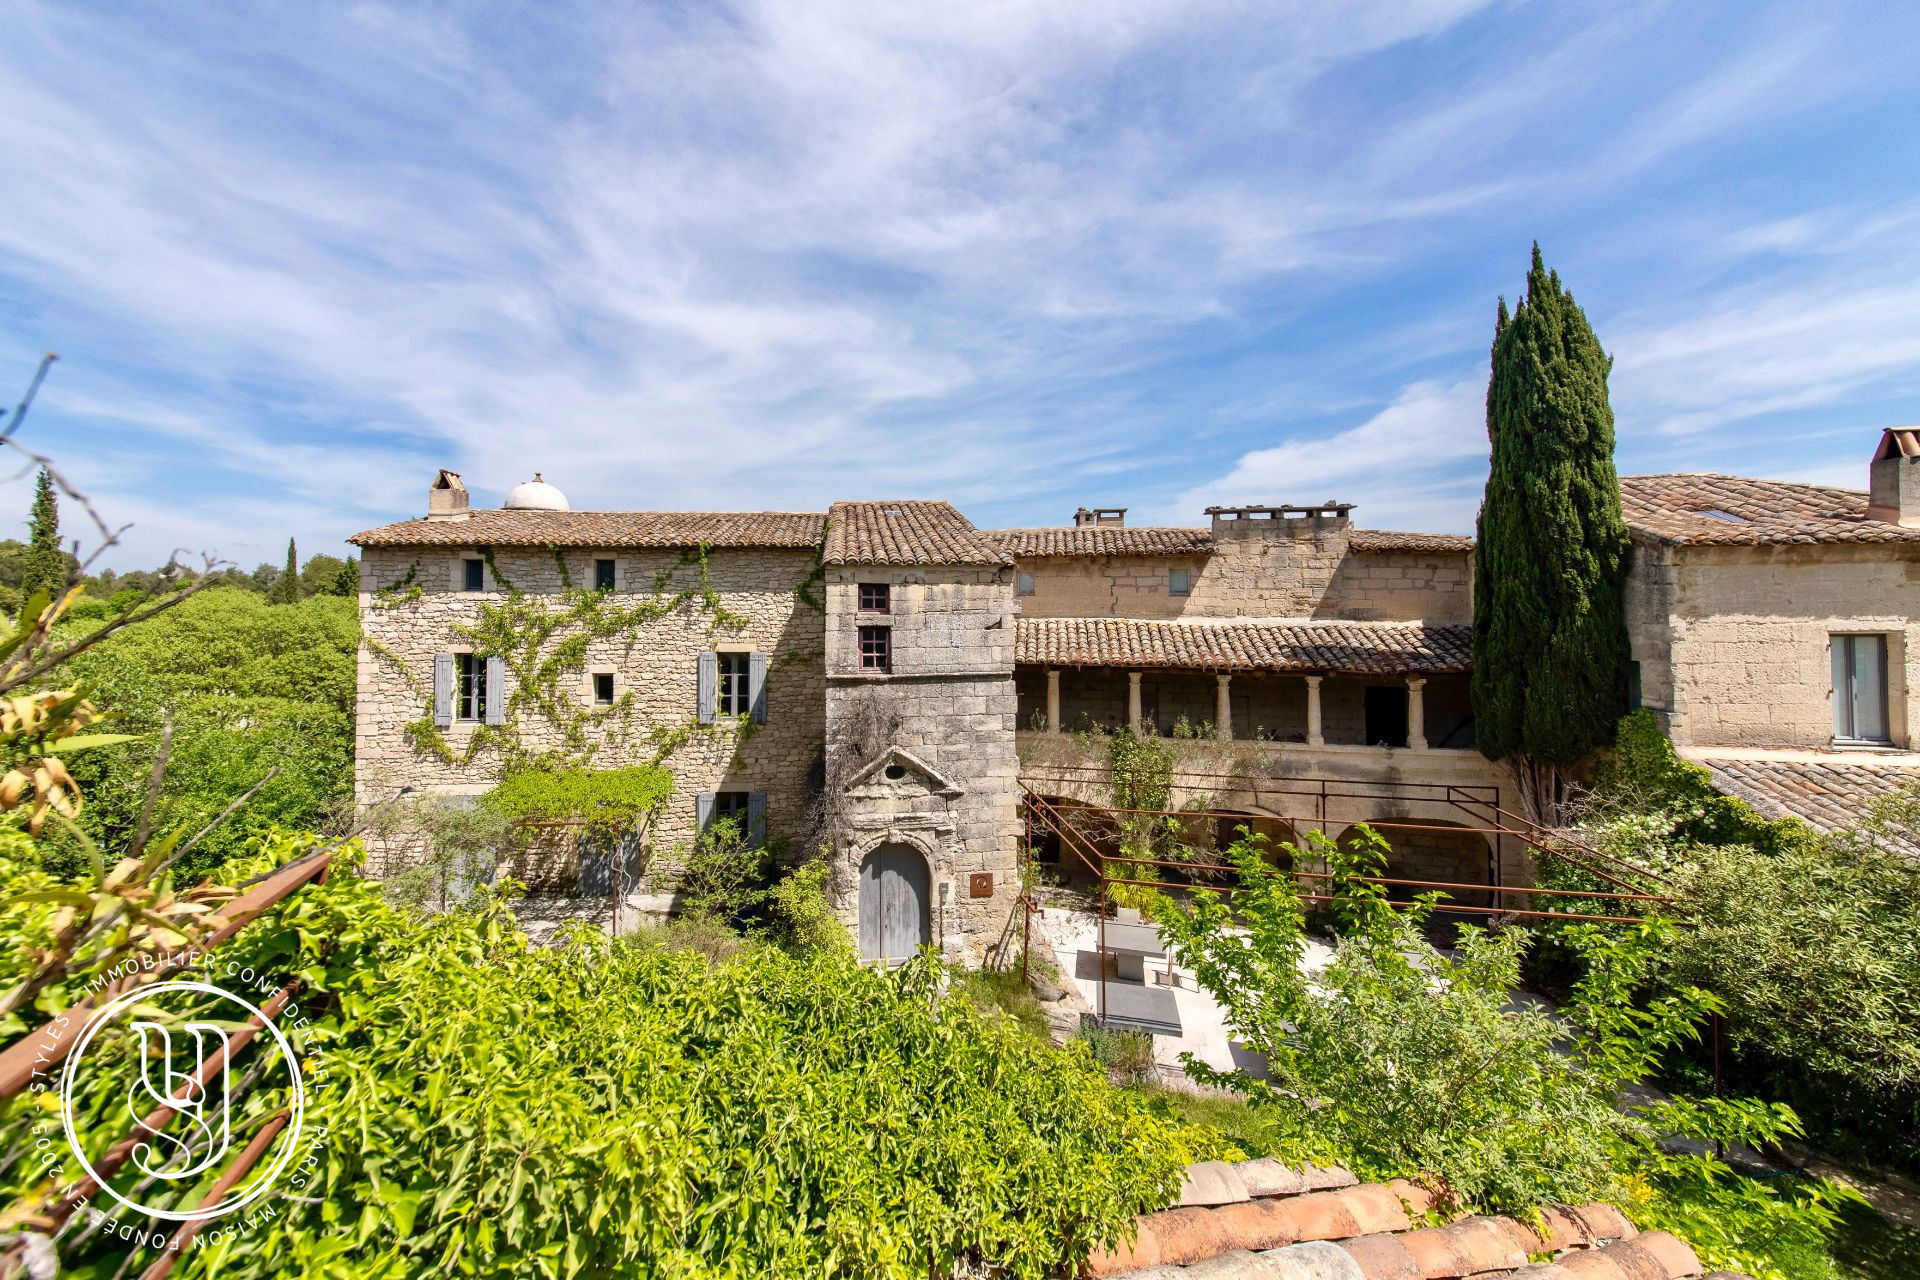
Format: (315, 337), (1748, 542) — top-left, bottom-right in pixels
(1017, 769), (1674, 1029)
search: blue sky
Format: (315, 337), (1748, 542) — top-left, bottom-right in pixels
(2, 1), (1917, 570)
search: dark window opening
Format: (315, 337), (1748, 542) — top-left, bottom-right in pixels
(1626, 661), (1643, 710)
(858, 625), (892, 673)
(1015, 571), (1035, 596)
(463, 558), (485, 592)
(1833, 634), (1891, 743)
(859, 582), (890, 613)
(592, 672), (615, 706)
(1363, 685), (1409, 749)
(718, 652), (751, 717)
(883, 763), (907, 780)
(456, 653), (487, 722)
(711, 790), (751, 827)
(593, 558), (616, 591)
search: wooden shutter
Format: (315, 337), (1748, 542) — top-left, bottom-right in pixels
(432, 653), (454, 728)
(747, 791), (767, 847)
(696, 792), (715, 830)
(697, 653), (717, 725)
(749, 652), (769, 724)
(484, 656), (506, 725)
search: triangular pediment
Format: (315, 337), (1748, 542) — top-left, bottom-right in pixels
(842, 745), (965, 798)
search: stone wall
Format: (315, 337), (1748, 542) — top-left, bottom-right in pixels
(1625, 540), (1920, 749)
(355, 544), (825, 881)
(821, 565), (1023, 966)
(1011, 540), (1470, 622)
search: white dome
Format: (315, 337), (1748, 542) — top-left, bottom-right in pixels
(503, 473), (570, 511)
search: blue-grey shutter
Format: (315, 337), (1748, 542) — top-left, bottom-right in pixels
(747, 791), (767, 847)
(749, 652), (769, 724)
(696, 792), (715, 830)
(484, 656), (506, 725)
(696, 652), (717, 725)
(432, 653), (454, 728)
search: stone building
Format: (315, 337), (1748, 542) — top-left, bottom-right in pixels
(349, 433), (1920, 964)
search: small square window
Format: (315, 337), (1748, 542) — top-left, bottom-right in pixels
(858, 625), (892, 673)
(592, 672), (615, 706)
(1015, 571), (1035, 597)
(858, 582), (890, 613)
(710, 790), (751, 827)
(455, 653), (487, 721)
(1168, 568), (1191, 597)
(463, 558), (485, 592)
(718, 652), (751, 716)
(593, 559), (616, 592)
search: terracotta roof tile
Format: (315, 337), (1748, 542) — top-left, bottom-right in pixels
(987, 528), (1216, 558)
(1620, 474), (1920, 547)
(1017, 618), (1471, 675)
(1086, 1158), (1737, 1280)
(983, 527), (1472, 558)
(823, 500), (1012, 566)
(1695, 754), (1920, 851)
(348, 509), (826, 550)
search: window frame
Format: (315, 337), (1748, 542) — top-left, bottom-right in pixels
(1015, 571), (1035, 597)
(1168, 567), (1191, 597)
(710, 790), (751, 827)
(462, 558), (486, 593)
(591, 671), (615, 706)
(857, 624), (892, 674)
(455, 652), (487, 722)
(717, 651), (751, 717)
(858, 582), (891, 613)
(1832, 633), (1892, 744)
(593, 558), (617, 592)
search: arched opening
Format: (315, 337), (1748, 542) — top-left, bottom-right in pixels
(858, 843), (931, 963)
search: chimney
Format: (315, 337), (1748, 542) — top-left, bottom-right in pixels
(1868, 429), (1920, 527)
(1205, 501), (1353, 539)
(428, 469), (469, 521)
(1073, 507), (1127, 527)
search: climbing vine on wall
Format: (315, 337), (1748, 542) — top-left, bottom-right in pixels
(384, 543), (765, 772)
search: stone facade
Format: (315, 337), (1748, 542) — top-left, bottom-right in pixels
(1624, 539), (1920, 750)
(354, 543), (825, 885)
(820, 564), (1023, 966)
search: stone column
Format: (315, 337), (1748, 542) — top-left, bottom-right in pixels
(1304, 675), (1324, 747)
(1128, 671), (1143, 733)
(1046, 669), (1061, 733)
(1215, 673), (1233, 742)
(1407, 677), (1428, 750)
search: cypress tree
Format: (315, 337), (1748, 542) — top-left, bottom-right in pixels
(22, 468), (67, 602)
(1472, 245), (1631, 794)
(271, 537), (300, 605)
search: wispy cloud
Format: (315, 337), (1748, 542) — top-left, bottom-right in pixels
(0, 0), (1911, 561)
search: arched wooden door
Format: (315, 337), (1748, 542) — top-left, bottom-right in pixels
(858, 844), (931, 963)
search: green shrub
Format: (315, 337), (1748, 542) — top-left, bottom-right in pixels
(950, 964), (1052, 1042)
(1075, 1024), (1157, 1083)
(765, 856), (848, 956)
(675, 814), (776, 927)
(2, 843), (1196, 1278)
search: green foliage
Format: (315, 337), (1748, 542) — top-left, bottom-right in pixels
(22, 467), (68, 602)
(674, 814), (775, 928)
(1591, 709), (1811, 854)
(949, 963), (1051, 1042)
(265, 536), (299, 604)
(481, 763), (674, 842)
(1073, 1024), (1157, 1084)
(764, 856), (847, 956)
(369, 794), (519, 910)
(3, 849), (1196, 1278)
(1473, 244), (1632, 765)
(1148, 823), (1856, 1277)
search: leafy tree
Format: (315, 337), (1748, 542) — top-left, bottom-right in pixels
(22, 467), (69, 601)
(299, 551), (348, 597)
(1473, 245), (1632, 810)
(328, 554), (360, 597)
(268, 535), (300, 603)
(248, 559), (280, 594)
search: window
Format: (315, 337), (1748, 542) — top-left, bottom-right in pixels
(1015, 571), (1035, 597)
(718, 652), (751, 716)
(463, 558), (485, 592)
(592, 672), (615, 706)
(593, 558), (616, 591)
(858, 625), (892, 673)
(711, 790), (751, 826)
(455, 653), (487, 722)
(858, 582), (890, 613)
(1168, 568), (1191, 597)
(1833, 634), (1891, 743)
